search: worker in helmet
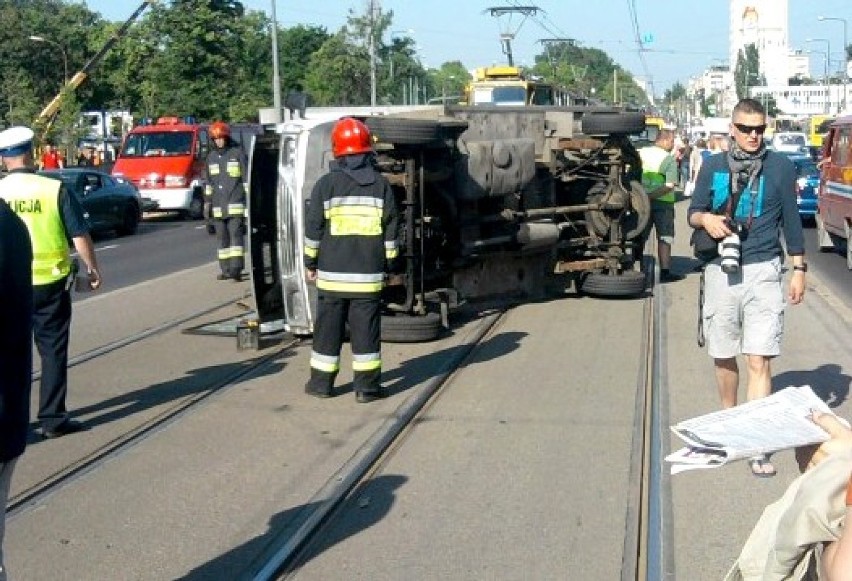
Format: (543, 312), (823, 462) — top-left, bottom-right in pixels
(303, 117), (400, 402)
(204, 121), (248, 281)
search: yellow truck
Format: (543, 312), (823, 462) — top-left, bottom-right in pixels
(462, 65), (569, 106)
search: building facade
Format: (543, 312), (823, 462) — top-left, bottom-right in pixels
(729, 0), (790, 86)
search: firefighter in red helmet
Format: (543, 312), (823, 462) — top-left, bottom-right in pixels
(303, 117), (400, 402)
(205, 121), (248, 281)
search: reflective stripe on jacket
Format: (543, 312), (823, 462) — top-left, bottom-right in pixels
(639, 145), (676, 203)
(304, 164), (399, 297)
(205, 143), (247, 218)
(0, 172), (70, 285)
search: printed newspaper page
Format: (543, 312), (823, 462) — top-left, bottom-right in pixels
(666, 385), (836, 474)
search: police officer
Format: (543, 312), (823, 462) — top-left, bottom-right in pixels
(204, 121), (247, 281)
(0, 195), (32, 581)
(0, 126), (102, 438)
(304, 117), (399, 403)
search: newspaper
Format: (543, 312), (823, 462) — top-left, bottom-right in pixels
(666, 385), (840, 475)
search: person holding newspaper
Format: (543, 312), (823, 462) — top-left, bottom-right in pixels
(688, 98), (806, 478)
(726, 412), (852, 580)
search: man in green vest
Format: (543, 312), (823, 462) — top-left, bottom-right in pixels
(638, 128), (683, 282)
(0, 126), (102, 439)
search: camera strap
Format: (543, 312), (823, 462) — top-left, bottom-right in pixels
(725, 172), (756, 229)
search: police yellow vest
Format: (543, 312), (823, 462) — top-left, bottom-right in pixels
(0, 172), (71, 285)
(639, 145), (676, 203)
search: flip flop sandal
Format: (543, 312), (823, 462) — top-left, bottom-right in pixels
(748, 455), (777, 478)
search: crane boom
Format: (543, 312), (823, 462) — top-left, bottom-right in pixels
(34, 0), (157, 132)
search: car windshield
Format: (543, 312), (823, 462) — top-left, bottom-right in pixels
(794, 161), (818, 178)
(120, 131), (193, 157)
(776, 134), (806, 146)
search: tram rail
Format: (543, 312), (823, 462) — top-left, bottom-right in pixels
(236, 274), (667, 581)
(8, 296), (294, 518)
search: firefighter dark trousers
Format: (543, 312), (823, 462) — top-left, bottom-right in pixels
(33, 279), (71, 430)
(307, 294), (382, 395)
(215, 217), (245, 278)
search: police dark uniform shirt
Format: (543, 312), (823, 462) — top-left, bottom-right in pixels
(304, 153), (399, 297)
(0, 198), (33, 461)
(205, 142), (247, 217)
(7, 168), (91, 239)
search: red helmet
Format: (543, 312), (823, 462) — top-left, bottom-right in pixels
(209, 121), (230, 139)
(331, 117), (373, 158)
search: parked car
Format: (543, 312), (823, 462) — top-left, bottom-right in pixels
(790, 156), (819, 222)
(39, 168), (143, 235)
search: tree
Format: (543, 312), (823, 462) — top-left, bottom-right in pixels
(734, 43), (761, 101)
(305, 33), (371, 106)
(278, 25), (331, 97)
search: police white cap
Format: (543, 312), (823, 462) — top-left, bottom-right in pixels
(0, 126), (35, 157)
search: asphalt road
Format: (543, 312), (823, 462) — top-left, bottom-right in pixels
(802, 222), (850, 307)
(72, 213), (215, 295)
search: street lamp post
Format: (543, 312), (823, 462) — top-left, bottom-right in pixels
(819, 16), (848, 112)
(807, 38), (832, 113)
(28, 35), (68, 87)
(270, 1), (282, 121)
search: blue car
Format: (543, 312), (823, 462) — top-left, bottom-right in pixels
(791, 157), (819, 222)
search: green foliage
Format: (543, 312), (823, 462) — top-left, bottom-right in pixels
(530, 41), (647, 104)
(734, 44), (761, 100)
(0, 0), (650, 136)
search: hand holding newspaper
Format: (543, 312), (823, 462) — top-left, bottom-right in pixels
(666, 385), (845, 474)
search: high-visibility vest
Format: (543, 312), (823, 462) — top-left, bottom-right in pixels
(639, 145), (676, 203)
(0, 172), (71, 285)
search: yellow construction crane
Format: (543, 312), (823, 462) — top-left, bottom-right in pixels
(33, 1), (157, 139)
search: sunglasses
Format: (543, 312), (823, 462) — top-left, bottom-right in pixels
(733, 123), (767, 135)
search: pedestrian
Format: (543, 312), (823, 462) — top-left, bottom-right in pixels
(39, 140), (64, 169)
(688, 98), (805, 478)
(204, 121), (247, 281)
(0, 195), (33, 581)
(0, 126), (102, 439)
(76, 145), (95, 167)
(684, 138), (707, 198)
(285, 83), (308, 120)
(726, 412), (852, 580)
(303, 117), (399, 403)
(638, 128), (684, 282)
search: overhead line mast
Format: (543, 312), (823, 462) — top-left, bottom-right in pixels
(486, 5), (539, 67)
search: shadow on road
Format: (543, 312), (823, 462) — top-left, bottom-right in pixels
(176, 474), (408, 580)
(772, 363), (851, 408)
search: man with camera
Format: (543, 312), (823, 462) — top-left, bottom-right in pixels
(688, 98), (806, 478)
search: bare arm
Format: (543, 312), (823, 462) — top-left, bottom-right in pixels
(72, 234), (102, 290)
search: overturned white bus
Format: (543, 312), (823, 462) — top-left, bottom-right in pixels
(247, 104), (651, 342)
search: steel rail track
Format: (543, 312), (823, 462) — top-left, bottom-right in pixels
(31, 294), (250, 382)
(9, 295), (292, 519)
(241, 279), (667, 581)
(244, 310), (507, 581)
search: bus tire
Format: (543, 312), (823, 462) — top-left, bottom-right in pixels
(581, 112), (646, 136)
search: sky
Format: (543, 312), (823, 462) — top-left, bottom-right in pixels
(84, 1), (851, 95)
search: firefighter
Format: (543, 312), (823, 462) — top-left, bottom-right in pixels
(303, 117), (399, 403)
(204, 121), (247, 281)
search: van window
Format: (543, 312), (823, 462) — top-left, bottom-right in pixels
(121, 131), (194, 157)
(197, 129), (209, 158)
(833, 127), (851, 166)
